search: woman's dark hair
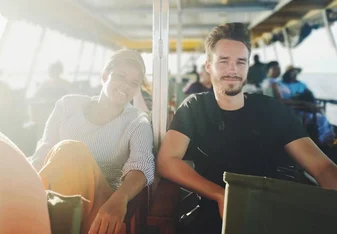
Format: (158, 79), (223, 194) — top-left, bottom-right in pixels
(282, 70), (293, 83)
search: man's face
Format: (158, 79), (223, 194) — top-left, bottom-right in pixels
(206, 39), (249, 96)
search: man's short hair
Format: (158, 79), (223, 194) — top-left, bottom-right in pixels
(205, 23), (251, 61)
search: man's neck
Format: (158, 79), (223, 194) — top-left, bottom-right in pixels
(214, 91), (245, 111)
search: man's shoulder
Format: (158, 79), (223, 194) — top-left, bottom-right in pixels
(246, 93), (285, 111)
(179, 92), (212, 109)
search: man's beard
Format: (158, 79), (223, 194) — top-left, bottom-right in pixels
(219, 76), (247, 96)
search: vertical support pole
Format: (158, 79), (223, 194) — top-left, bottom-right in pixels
(25, 27), (47, 91)
(73, 40), (85, 82)
(282, 28), (294, 65)
(0, 20), (13, 59)
(87, 44), (97, 80)
(272, 42), (279, 61)
(152, 0), (169, 150)
(176, 10), (182, 83)
(322, 9), (337, 58)
(260, 39), (267, 62)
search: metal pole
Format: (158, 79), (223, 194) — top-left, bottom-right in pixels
(0, 20), (13, 59)
(87, 44), (97, 80)
(25, 27), (47, 91)
(272, 42), (279, 61)
(152, 0), (169, 150)
(322, 9), (337, 58)
(176, 0), (182, 83)
(73, 41), (85, 82)
(282, 28), (294, 65)
(260, 39), (267, 62)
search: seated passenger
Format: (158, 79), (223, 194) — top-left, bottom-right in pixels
(34, 61), (71, 102)
(261, 61), (285, 97)
(183, 65), (212, 95)
(0, 132), (51, 234)
(156, 23), (337, 234)
(280, 65), (309, 98)
(246, 54), (267, 87)
(292, 90), (335, 145)
(31, 49), (155, 234)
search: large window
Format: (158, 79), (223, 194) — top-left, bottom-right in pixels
(0, 20), (43, 89)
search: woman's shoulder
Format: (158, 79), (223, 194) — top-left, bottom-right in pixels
(58, 94), (91, 106)
(122, 104), (150, 125)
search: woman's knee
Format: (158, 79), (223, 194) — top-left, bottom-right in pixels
(49, 140), (93, 161)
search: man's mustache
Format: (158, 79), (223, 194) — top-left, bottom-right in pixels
(220, 75), (242, 81)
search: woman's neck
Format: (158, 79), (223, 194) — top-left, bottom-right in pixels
(86, 93), (124, 125)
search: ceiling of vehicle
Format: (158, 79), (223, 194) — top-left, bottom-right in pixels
(0, 0), (336, 51)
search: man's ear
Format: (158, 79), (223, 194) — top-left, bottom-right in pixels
(205, 60), (211, 74)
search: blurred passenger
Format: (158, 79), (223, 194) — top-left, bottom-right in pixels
(187, 64), (200, 83)
(261, 61), (281, 97)
(262, 63), (334, 145)
(246, 54), (267, 87)
(280, 65), (310, 98)
(292, 90), (335, 145)
(34, 61), (71, 101)
(183, 65), (212, 95)
(30, 61), (71, 138)
(31, 50), (154, 234)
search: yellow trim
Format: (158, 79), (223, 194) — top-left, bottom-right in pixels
(114, 39), (204, 52)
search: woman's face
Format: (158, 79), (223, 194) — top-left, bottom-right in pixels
(102, 60), (143, 105)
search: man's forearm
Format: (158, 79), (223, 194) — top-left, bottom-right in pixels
(315, 163), (337, 191)
(158, 157), (224, 202)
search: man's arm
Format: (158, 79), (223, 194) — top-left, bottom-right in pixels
(157, 130), (224, 211)
(285, 137), (337, 190)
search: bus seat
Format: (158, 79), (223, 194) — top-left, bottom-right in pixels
(146, 160), (195, 234)
(147, 178), (180, 234)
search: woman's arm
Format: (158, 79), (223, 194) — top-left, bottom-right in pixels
(89, 115), (154, 234)
(31, 98), (63, 171)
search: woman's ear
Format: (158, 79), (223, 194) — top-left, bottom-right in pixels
(101, 72), (108, 85)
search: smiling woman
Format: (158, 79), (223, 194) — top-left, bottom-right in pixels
(30, 49), (155, 234)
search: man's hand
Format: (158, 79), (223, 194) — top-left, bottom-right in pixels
(89, 193), (128, 234)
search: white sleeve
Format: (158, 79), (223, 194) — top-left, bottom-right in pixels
(122, 116), (155, 185)
(31, 98), (63, 171)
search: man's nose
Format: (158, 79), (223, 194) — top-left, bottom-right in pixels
(227, 61), (237, 73)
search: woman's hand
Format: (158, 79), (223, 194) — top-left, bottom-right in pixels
(89, 193), (128, 234)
